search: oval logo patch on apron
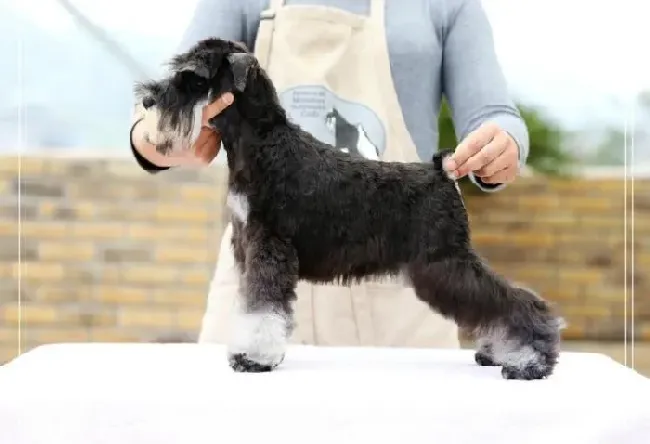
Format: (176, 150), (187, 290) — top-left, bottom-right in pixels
(279, 85), (387, 160)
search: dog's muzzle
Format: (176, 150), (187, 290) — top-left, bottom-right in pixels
(139, 99), (207, 155)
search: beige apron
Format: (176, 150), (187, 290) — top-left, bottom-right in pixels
(199, 0), (460, 349)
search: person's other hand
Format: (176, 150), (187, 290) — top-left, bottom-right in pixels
(132, 92), (234, 167)
(443, 121), (519, 185)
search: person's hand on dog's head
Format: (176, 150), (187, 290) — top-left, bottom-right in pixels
(132, 92), (234, 167)
(192, 92), (235, 163)
(202, 92), (234, 125)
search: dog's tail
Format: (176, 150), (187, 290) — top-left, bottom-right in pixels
(432, 148), (456, 181)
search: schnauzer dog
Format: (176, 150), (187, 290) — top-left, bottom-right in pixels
(135, 38), (563, 380)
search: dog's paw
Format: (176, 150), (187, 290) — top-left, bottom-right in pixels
(474, 340), (499, 367)
(227, 312), (289, 372)
(477, 315), (560, 380)
(501, 363), (551, 380)
(493, 339), (558, 380)
(474, 351), (498, 367)
(228, 352), (285, 373)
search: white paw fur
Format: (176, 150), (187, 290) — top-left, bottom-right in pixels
(479, 326), (541, 369)
(228, 310), (288, 367)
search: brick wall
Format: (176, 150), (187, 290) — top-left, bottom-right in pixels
(0, 156), (648, 363)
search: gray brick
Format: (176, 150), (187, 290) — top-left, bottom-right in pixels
(103, 247), (152, 263)
(12, 179), (65, 198)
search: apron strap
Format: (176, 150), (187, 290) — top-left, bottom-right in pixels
(368, 0), (385, 24)
(255, 0), (286, 69)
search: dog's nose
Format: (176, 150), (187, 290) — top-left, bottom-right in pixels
(142, 97), (156, 109)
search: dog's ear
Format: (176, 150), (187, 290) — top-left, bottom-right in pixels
(227, 53), (257, 92)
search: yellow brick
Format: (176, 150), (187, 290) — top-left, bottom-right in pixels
(126, 224), (210, 242)
(19, 222), (68, 238)
(36, 286), (94, 302)
(639, 254), (650, 268)
(0, 328), (17, 343)
(584, 286), (623, 302)
(41, 158), (66, 175)
(0, 158), (17, 173)
(95, 204), (157, 222)
(0, 347), (19, 364)
(2, 304), (59, 325)
(179, 184), (215, 201)
(547, 286), (582, 302)
(0, 157), (43, 174)
(88, 265), (122, 285)
(95, 287), (149, 304)
(155, 205), (212, 223)
(180, 269), (211, 285)
(537, 215), (577, 228)
(561, 305), (611, 319)
(510, 232), (554, 248)
(0, 220), (18, 236)
(39, 201), (95, 219)
(62, 310), (117, 328)
(104, 161), (151, 179)
(560, 323), (586, 340)
(154, 289), (207, 306)
(39, 242), (95, 261)
(118, 308), (176, 328)
(154, 246), (211, 263)
(90, 328), (141, 343)
(507, 267), (556, 283)
(558, 269), (603, 285)
(636, 217), (650, 233)
(0, 180), (7, 195)
(31, 328), (89, 343)
(122, 265), (179, 284)
(565, 197), (614, 212)
(555, 233), (619, 246)
(472, 232), (508, 245)
(516, 196), (560, 210)
(13, 262), (65, 280)
(558, 251), (590, 265)
(548, 179), (623, 194)
(69, 223), (125, 239)
(58, 264), (122, 285)
(177, 310), (204, 330)
(579, 217), (623, 229)
(0, 263), (11, 278)
(641, 325), (650, 341)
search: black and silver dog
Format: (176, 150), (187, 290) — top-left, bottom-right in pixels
(135, 38), (563, 380)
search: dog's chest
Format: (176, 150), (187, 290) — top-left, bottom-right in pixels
(227, 191), (249, 224)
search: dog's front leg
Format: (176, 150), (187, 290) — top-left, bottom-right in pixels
(227, 227), (298, 373)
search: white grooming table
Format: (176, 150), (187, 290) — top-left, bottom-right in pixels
(0, 343), (649, 444)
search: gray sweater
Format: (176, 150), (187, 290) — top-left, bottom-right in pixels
(132, 0), (528, 191)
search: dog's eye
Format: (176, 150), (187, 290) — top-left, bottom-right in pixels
(178, 70), (208, 91)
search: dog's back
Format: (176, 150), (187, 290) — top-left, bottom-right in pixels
(257, 129), (468, 283)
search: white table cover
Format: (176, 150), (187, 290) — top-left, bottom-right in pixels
(0, 343), (648, 444)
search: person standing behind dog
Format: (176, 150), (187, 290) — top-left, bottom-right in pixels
(130, 0), (529, 349)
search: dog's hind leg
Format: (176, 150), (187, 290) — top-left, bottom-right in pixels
(407, 253), (562, 380)
(227, 227), (298, 373)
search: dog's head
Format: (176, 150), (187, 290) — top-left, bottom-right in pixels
(133, 38), (262, 155)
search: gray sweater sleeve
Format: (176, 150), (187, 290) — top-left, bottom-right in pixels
(441, 0), (529, 191)
(175, 0), (247, 53)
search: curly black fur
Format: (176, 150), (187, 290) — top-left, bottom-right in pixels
(137, 38), (563, 380)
